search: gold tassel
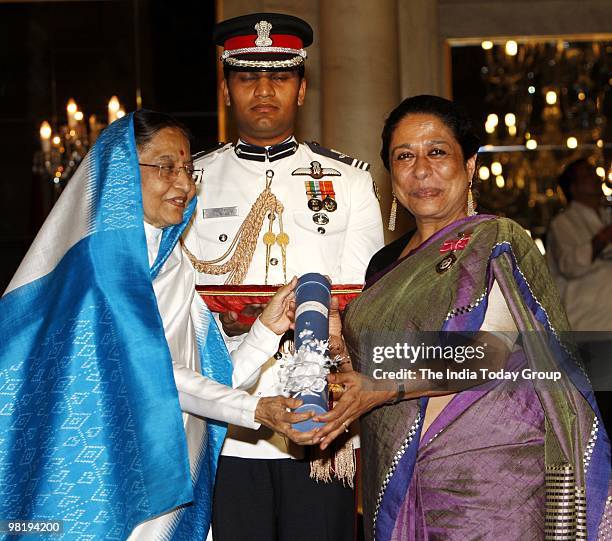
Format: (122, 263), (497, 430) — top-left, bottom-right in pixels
(309, 384), (356, 487)
(309, 437), (355, 488)
(388, 194), (397, 231)
(182, 171), (288, 285)
(467, 184), (477, 216)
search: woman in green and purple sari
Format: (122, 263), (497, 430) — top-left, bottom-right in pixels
(315, 95), (611, 540)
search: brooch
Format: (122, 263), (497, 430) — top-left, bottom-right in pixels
(435, 231), (471, 274)
(436, 253), (457, 273)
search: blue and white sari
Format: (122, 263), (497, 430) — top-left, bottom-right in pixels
(0, 114), (231, 540)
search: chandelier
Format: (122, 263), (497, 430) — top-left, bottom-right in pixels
(472, 38), (612, 239)
(33, 96), (126, 194)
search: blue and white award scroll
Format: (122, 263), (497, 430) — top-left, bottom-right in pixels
(281, 273), (331, 432)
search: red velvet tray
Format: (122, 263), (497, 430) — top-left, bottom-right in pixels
(196, 284), (363, 324)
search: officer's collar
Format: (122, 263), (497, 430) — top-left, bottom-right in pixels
(234, 136), (298, 162)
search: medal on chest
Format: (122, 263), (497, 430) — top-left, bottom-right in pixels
(293, 161), (341, 234)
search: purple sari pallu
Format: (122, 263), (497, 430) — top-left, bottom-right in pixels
(343, 216), (612, 541)
(394, 353), (546, 540)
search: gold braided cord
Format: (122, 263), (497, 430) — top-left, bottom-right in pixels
(277, 213), (288, 285)
(182, 185), (285, 285)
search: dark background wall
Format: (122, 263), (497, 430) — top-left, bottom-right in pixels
(0, 0), (218, 291)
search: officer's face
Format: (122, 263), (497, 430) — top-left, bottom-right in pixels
(138, 128), (196, 228)
(222, 70), (306, 146)
(389, 114), (476, 226)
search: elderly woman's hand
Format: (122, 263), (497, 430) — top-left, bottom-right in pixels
(313, 372), (396, 450)
(254, 395), (321, 445)
(258, 276), (298, 335)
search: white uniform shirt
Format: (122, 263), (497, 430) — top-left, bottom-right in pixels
(183, 139), (384, 459)
(546, 201), (612, 332)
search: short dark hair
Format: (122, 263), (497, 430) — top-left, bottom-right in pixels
(558, 158), (589, 202)
(223, 64), (305, 81)
(380, 95), (481, 171)
(132, 109), (190, 151)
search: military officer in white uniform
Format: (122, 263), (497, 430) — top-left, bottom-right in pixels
(186, 141), (380, 288)
(182, 12), (384, 541)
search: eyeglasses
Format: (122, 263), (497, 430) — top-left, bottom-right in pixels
(139, 163), (203, 185)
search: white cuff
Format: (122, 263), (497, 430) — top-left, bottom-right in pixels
(173, 362), (261, 429)
(240, 394), (262, 430)
(245, 316), (283, 353)
(231, 316), (281, 390)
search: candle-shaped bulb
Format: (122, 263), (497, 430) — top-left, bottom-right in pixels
(67, 99), (77, 115)
(67, 98), (78, 128)
(40, 121), (52, 153)
(108, 96), (120, 112)
(40, 121), (52, 140)
(108, 96), (120, 124)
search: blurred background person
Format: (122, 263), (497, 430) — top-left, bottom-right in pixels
(547, 157), (612, 432)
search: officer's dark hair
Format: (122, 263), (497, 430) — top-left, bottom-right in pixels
(133, 109), (191, 151)
(558, 158), (589, 202)
(380, 95), (481, 171)
(223, 64), (305, 81)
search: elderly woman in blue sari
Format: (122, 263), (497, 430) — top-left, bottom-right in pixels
(0, 110), (317, 540)
(316, 96), (611, 540)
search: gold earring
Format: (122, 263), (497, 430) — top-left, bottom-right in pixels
(388, 194), (397, 231)
(467, 184), (476, 216)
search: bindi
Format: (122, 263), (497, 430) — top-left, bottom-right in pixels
(179, 150), (185, 156)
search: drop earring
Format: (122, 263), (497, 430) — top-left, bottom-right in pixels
(388, 194), (397, 231)
(467, 183), (476, 216)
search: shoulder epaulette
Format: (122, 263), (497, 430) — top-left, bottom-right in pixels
(192, 142), (231, 161)
(304, 141), (370, 172)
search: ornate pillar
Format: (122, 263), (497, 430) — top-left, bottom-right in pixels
(320, 0), (402, 239)
(398, 0), (444, 99)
